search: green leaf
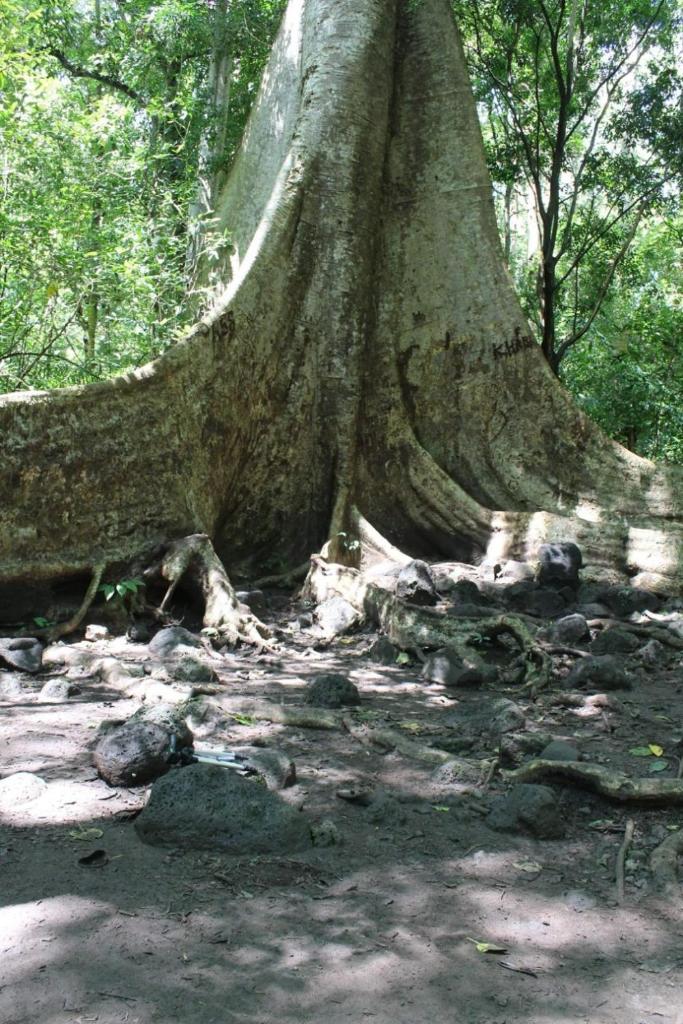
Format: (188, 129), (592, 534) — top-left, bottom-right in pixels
(466, 937), (508, 954)
(648, 759), (669, 773)
(396, 652), (410, 665)
(629, 746), (653, 756)
(99, 583), (115, 601)
(230, 713), (254, 726)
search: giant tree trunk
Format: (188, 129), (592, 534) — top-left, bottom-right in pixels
(1, 0), (682, 604)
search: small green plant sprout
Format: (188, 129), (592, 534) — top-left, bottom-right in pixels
(98, 578), (144, 602)
(33, 616), (55, 628)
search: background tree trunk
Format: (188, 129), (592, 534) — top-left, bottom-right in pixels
(0, 0), (681, 598)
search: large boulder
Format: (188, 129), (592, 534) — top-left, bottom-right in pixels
(396, 560), (438, 606)
(94, 720), (173, 786)
(602, 587), (661, 618)
(135, 763), (310, 852)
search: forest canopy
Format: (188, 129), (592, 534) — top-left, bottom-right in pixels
(1, 0), (681, 460)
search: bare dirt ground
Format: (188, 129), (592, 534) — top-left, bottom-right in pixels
(2, 587), (683, 1024)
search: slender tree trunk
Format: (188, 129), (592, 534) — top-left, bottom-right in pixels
(0, 0), (681, 600)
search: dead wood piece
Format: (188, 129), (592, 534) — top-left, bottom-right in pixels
(504, 759), (683, 804)
(650, 827), (683, 896)
(616, 818), (635, 904)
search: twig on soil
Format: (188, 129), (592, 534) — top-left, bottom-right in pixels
(504, 759), (683, 804)
(616, 818), (635, 904)
(650, 827), (683, 896)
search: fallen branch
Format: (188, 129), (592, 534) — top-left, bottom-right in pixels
(503, 759), (683, 804)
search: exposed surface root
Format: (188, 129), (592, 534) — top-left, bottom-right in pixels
(145, 534), (270, 645)
(342, 718), (459, 766)
(306, 554), (551, 692)
(616, 818), (635, 904)
(33, 563), (106, 642)
(505, 759), (683, 804)
(650, 827), (683, 895)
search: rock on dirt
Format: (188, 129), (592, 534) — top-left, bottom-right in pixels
(94, 720), (174, 786)
(0, 772), (47, 808)
(550, 613), (589, 645)
(234, 746), (296, 789)
(84, 624), (110, 642)
(539, 739), (580, 762)
(396, 560), (438, 606)
(314, 596), (361, 638)
(566, 654), (633, 691)
(0, 673), (26, 699)
(487, 783), (565, 838)
(422, 647), (490, 688)
(148, 626), (202, 657)
(590, 627), (641, 655)
(135, 763), (310, 853)
(368, 636), (400, 665)
(39, 678), (80, 702)
(305, 673), (361, 708)
(0, 637), (43, 674)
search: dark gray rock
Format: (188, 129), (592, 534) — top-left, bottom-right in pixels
(539, 739), (580, 762)
(602, 587), (661, 618)
(430, 759), (481, 789)
(590, 627), (640, 656)
(0, 637), (42, 674)
(449, 580), (486, 606)
(314, 597), (361, 638)
(499, 731), (553, 766)
(39, 678), (80, 702)
(135, 763), (310, 852)
(578, 602), (612, 619)
(489, 698), (527, 736)
(506, 584), (566, 618)
(148, 626), (201, 658)
(94, 720), (173, 786)
(130, 702), (194, 748)
(538, 542), (582, 586)
(566, 654), (632, 691)
(167, 653), (217, 684)
(550, 614), (589, 645)
(488, 784), (564, 838)
(421, 647), (488, 688)
(305, 673), (361, 708)
(368, 636), (399, 665)
(638, 639), (665, 667)
(310, 819), (342, 847)
(396, 560), (438, 606)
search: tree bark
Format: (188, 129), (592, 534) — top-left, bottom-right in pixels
(0, 0), (682, 600)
